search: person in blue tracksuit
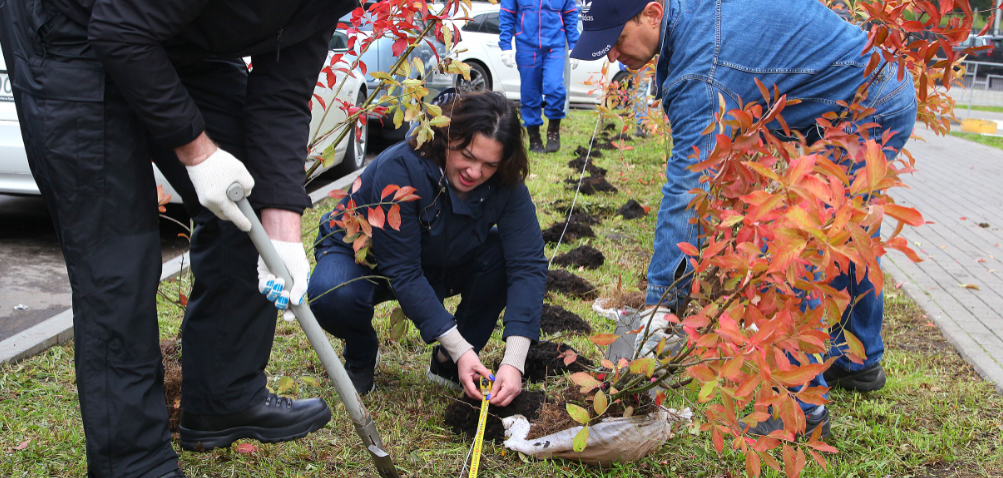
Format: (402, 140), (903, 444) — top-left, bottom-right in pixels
(499, 0), (580, 153)
(308, 91), (548, 407)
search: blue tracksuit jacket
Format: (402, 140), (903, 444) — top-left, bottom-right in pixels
(498, 0), (580, 52)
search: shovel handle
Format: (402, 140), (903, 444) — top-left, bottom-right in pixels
(226, 183), (400, 478)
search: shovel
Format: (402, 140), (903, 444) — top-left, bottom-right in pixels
(227, 183), (401, 478)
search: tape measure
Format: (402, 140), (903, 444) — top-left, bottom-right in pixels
(468, 376), (493, 478)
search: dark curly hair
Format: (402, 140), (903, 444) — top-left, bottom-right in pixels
(408, 90), (529, 185)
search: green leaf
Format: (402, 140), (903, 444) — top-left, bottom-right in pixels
(300, 376), (320, 387)
(389, 307), (408, 341)
(426, 103), (442, 117)
(277, 376), (294, 395)
(629, 357), (656, 377)
(698, 379), (717, 403)
(393, 108), (404, 129)
(572, 426), (589, 452)
(428, 115), (451, 127)
(593, 390), (608, 416)
(566, 403), (590, 424)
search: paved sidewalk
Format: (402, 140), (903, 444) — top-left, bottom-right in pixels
(883, 125), (1003, 393)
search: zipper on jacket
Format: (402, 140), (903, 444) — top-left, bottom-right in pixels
(275, 29), (284, 62)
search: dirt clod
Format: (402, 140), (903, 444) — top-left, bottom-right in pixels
(523, 341), (594, 383)
(617, 199), (648, 219)
(540, 304), (593, 335)
(573, 145), (602, 158)
(550, 200), (613, 218)
(161, 339), (182, 435)
(568, 157), (607, 176)
(547, 269), (598, 299)
(567, 175), (618, 195)
(552, 245), (605, 270)
(541, 221), (594, 244)
(603, 123), (617, 131)
(443, 391), (545, 443)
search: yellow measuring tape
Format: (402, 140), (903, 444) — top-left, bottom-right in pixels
(468, 376), (493, 478)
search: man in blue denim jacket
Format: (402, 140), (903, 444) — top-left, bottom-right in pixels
(571, 0), (918, 438)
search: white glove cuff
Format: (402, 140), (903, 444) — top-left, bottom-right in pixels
(437, 326), (474, 363)
(499, 335), (531, 375)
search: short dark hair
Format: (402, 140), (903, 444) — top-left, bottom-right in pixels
(408, 91), (529, 185)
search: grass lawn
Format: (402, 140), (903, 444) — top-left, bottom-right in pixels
(964, 105), (1003, 115)
(2, 109), (1002, 477)
(951, 131), (1003, 151)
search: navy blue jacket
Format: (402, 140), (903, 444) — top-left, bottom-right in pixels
(316, 142), (547, 343)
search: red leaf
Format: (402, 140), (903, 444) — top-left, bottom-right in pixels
(392, 37), (409, 57)
(380, 185), (400, 199)
(312, 94), (326, 110)
(589, 333), (620, 346)
(351, 176), (362, 193)
(678, 241), (699, 257)
(14, 439), (30, 450)
(235, 443), (257, 454)
(179, 293), (188, 306)
(328, 189), (348, 201)
(393, 186), (418, 201)
(367, 206), (385, 229)
(883, 204), (924, 227)
(387, 204), (402, 231)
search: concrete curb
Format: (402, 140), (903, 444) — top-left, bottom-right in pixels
(884, 256), (1003, 394)
(0, 167), (365, 365)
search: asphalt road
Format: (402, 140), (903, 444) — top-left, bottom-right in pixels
(0, 148), (382, 343)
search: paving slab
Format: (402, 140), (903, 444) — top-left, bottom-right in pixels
(883, 125), (1003, 393)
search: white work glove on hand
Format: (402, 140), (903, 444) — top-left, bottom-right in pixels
(185, 148), (255, 231)
(257, 240), (310, 321)
(501, 50), (515, 68)
(570, 58), (579, 70)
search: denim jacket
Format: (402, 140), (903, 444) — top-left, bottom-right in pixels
(315, 142), (548, 343)
(646, 0), (915, 306)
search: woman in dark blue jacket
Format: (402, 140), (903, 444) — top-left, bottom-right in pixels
(309, 91), (547, 407)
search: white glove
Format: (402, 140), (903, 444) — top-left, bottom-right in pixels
(185, 148), (255, 231)
(257, 240), (310, 321)
(501, 50), (515, 68)
(570, 58), (579, 70)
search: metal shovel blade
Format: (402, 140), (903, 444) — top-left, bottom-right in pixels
(227, 183), (401, 478)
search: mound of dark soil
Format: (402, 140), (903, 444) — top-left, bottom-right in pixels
(610, 133), (633, 142)
(525, 386), (656, 440)
(523, 341), (594, 383)
(572, 145), (602, 158)
(616, 199), (648, 219)
(540, 304), (592, 335)
(568, 157), (607, 176)
(552, 245), (605, 270)
(547, 269), (598, 299)
(541, 221), (594, 244)
(550, 200), (614, 217)
(161, 339), (182, 435)
(603, 123), (617, 131)
(567, 175), (618, 195)
(443, 391), (545, 443)
(567, 212), (601, 226)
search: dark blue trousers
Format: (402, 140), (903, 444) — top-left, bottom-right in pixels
(308, 230), (509, 368)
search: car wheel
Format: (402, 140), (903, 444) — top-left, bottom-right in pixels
(336, 89), (369, 175)
(455, 61), (491, 93)
(612, 71), (632, 89)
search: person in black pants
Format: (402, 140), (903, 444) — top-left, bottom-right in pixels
(309, 91), (548, 407)
(0, 0), (355, 476)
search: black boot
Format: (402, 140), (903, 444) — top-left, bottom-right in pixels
(179, 393), (331, 451)
(546, 119), (561, 153)
(527, 125), (545, 153)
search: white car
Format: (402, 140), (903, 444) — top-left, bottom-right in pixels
(450, 2), (625, 104)
(0, 35), (366, 202)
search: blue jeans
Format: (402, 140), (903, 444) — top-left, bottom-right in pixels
(307, 230), (509, 368)
(517, 47), (567, 127)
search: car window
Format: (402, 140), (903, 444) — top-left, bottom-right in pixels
(481, 13), (501, 34)
(330, 31), (349, 50)
(463, 13), (485, 32)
